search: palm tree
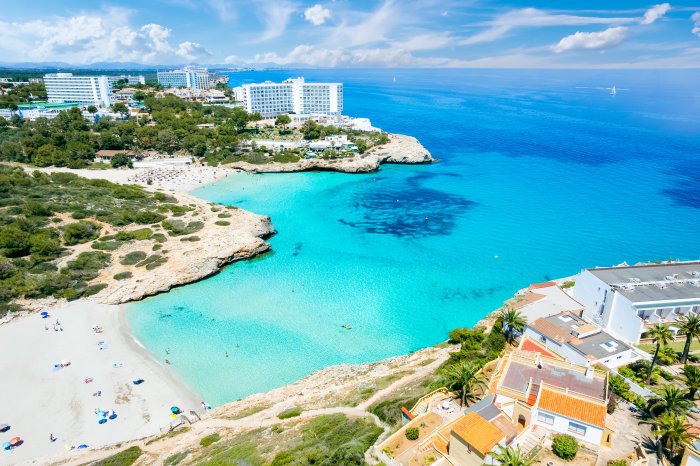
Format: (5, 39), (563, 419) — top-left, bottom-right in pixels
(646, 324), (674, 384)
(442, 361), (487, 407)
(678, 314), (700, 364)
(682, 365), (700, 400)
(488, 445), (534, 466)
(651, 385), (694, 418)
(500, 308), (527, 345)
(647, 412), (693, 459)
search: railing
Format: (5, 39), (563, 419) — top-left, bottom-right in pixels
(408, 387), (450, 416)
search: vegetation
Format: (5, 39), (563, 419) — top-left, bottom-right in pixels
(405, 426), (419, 440)
(489, 445), (534, 466)
(608, 374), (647, 409)
(0, 82), (46, 109)
(499, 308), (527, 344)
(0, 166), (195, 314)
(199, 432), (221, 447)
(606, 460), (628, 466)
(646, 324), (674, 383)
(277, 407), (303, 420)
(678, 314), (700, 364)
(649, 385), (694, 418)
(113, 271), (133, 280)
(92, 446), (143, 466)
(646, 412), (693, 459)
(551, 434), (578, 460)
(681, 364), (700, 400)
(440, 361), (486, 407)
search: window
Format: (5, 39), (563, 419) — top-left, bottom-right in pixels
(537, 412), (555, 425)
(568, 422), (587, 436)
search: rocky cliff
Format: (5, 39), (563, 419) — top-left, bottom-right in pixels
(225, 133), (433, 174)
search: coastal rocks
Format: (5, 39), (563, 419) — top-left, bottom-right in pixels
(225, 133), (433, 174)
(96, 193), (274, 305)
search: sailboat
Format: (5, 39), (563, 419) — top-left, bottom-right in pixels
(610, 86), (617, 96)
(393, 76), (397, 83)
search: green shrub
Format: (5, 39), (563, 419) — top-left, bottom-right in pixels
(162, 219), (204, 236)
(114, 272), (132, 280)
(62, 221), (101, 245)
(552, 434), (578, 460)
(405, 427), (420, 440)
(115, 228), (153, 241)
(152, 233), (167, 243)
(136, 254), (167, 270)
(199, 432), (221, 447)
(607, 460), (628, 466)
(277, 407), (303, 419)
(92, 240), (123, 251)
(120, 251), (147, 266)
(180, 236), (200, 242)
(215, 221), (230, 226)
(152, 244), (162, 251)
(561, 280), (575, 289)
(164, 450), (190, 466)
(92, 446), (142, 466)
(82, 283), (108, 297)
(217, 212), (232, 218)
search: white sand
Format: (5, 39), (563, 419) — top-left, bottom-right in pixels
(34, 165), (234, 193)
(0, 301), (201, 465)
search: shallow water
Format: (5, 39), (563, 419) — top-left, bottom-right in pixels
(128, 69), (700, 405)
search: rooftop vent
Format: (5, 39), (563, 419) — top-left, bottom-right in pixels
(559, 315), (573, 322)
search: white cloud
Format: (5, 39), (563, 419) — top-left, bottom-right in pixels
(304, 4), (331, 26)
(0, 8), (206, 64)
(208, 0), (237, 21)
(392, 33), (453, 51)
(224, 54), (239, 64)
(692, 11), (700, 36)
(253, 1), (296, 42)
(461, 8), (635, 45)
(326, 1), (399, 47)
(176, 41), (212, 61)
(640, 3), (671, 25)
(551, 26), (629, 53)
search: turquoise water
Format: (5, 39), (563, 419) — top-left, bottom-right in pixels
(128, 69), (700, 405)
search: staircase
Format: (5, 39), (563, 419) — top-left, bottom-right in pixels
(520, 427), (546, 458)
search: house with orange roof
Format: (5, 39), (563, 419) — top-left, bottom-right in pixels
(523, 311), (640, 368)
(489, 351), (612, 447)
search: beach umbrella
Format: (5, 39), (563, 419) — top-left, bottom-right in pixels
(2, 442), (10, 450)
(0, 423), (9, 432)
(61, 360), (70, 366)
(10, 437), (20, 445)
(170, 406), (180, 414)
(40, 311), (49, 318)
(98, 417), (107, 424)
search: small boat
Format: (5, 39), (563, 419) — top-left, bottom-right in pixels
(341, 324), (352, 330)
(610, 86), (617, 96)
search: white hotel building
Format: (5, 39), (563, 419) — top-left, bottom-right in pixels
(232, 78), (343, 119)
(573, 261), (700, 344)
(44, 73), (114, 107)
(43, 73), (146, 108)
(157, 67), (211, 90)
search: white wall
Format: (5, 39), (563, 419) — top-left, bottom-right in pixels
(606, 293), (643, 344)
(573, 271), (610, 322)
(534, 408), (603, 445)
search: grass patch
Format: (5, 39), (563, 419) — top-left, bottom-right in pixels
(162, 219), (204, 236)
(369, 374), (440, 428)
(165, 450), (191, 466)
(145, 427), (191, 446)
(217, 212), (231, 218)
(82, 283), (108, 297)
(136, 254), (167, 270)
(638, 339), (700, 354)
(119, 251), (147, 266)
(277, 407), (303, 420)
(114, 271), (132, 280)
(180, 236), (200, 242)
(214, 221), (230, 226)
(200, 432), (221, 447)
(152, 233), (167, 243)
(92, 240), (123, 251)
(228, 403), (271, 420)
(92, 446), (142, 466)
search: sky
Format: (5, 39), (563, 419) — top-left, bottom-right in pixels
(0, 0), (699, 68)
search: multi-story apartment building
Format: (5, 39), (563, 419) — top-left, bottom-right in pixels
(232, 77), (343, 119)
(157, 67), (210, 90)
(108, 75), (146, 86)
(43, 73), (113, 107)
(573, 261), (700, 344)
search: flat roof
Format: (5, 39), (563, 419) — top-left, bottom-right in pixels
(18, 101), (79, 109)
(587, 261), (700, 303)
(500, 357), (606, 400)
(530, 313), (631, 360)
(514, 284), (585, 323)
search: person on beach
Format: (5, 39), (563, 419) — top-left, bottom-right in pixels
(50, 434), (56, 442)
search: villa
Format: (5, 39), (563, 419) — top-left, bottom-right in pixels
(573, 261), (700, 344)
(523, 311), (639, 368)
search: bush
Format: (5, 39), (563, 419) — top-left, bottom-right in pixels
(92, 240), (123, 251)
(92, 446), (142, 466)
(277, 407), (303, 419)
(136, 254), (167, 270)
(552, 434), (578, 460)
(215, 221), (230, 226)
(180, 236), (200, 242)
(607, 460), (628, 466)
(114, 272), (132, 280)
(405, 427), (420, 440)
(199, 432), (221, 447)
(62, 221), (101, 245)
(162, 219), (204, 236)
(120, 251), (147, 265)
(82, 283), (108, 297)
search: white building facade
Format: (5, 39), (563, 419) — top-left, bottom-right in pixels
(157, 67), (210, 90)
(43, 73), (113, 107)
(233, 77), (343, 118)
(573, 262), (700, 344)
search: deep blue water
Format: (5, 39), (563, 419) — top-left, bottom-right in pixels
(128, 69), (700, 405)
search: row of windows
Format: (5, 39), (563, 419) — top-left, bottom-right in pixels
(537, 413), (588, 436)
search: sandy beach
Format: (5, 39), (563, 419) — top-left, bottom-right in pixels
(0, 300), (201, 465)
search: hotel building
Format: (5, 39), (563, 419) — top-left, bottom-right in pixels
(232, 77), (343, 119)
(157, 67), (211, 90)
(43, 73), (113, 107)
(573, 261), (700, 344)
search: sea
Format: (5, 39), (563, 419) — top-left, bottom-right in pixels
(127, 69), (700, 406)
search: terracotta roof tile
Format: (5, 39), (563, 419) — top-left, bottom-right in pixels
(538, 388), (607, 428)
(451, 412), (505, 456)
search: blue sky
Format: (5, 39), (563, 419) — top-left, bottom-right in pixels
(1, 0), (699, 67)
